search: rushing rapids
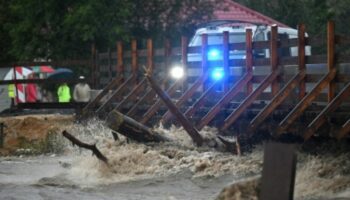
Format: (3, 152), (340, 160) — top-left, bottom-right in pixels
(0, 115), (350, 199)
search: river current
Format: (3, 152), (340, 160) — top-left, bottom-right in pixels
(0, 119), (350, 200)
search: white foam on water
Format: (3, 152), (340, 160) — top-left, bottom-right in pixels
(61, 120), (350, 198)
(294, 152), (350, 199)
(62, 120), (263, 187)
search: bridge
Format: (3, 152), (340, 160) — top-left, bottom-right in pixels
(1, 21), (349, 141)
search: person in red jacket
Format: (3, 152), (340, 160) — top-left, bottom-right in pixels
(25, 74), (37, 102)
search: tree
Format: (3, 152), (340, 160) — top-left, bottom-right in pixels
(236, 0), (350, 39)
(3, 0), (218, 62)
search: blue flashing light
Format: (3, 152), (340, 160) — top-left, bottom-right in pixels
(208, 49), (220, 60)
(211, 68), (224, 81)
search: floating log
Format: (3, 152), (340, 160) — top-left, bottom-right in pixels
(62, 130), (108, 164)
(106, 109), (170, 143)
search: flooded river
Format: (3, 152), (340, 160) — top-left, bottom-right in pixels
(1, 118), (350, 199)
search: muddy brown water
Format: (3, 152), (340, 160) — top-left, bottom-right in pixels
(0, 117), (350, 199)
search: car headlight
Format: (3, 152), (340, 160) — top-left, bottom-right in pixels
(170, 65), (184, 79)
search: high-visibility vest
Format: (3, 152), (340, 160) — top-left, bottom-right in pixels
(57, 84), (71, 102)
(8, 84), (15, 98)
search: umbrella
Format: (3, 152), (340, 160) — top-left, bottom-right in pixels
(47, 68), (74, 80)
(4, 67), (33, 80)
(31, 65), (55, 73)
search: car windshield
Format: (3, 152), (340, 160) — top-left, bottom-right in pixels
(190, 32), (246, 46)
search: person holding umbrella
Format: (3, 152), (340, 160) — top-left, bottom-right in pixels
(57, 82), (71, 103)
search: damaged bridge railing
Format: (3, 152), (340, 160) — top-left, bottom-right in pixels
(83, 21), (350, 144)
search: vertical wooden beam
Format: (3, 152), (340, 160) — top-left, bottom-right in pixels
(116, 41), (124, 81)
(298, 24), (306, 99)
(147, 39), (154, 75)
(202, 34), (208, 91)
(246, 29), (253, 94)
(131, 39), (138, 83)
(270, 25), (279, 96)
(260, 142), (296, 200)
(327, 21), (336, 102)
(181, 36), (188, 90)
(223, 31), (229, 92)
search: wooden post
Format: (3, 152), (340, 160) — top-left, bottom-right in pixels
(260, 142), (296, 200)
(147, 38), (154, 75)
(181, 36), (188, 90)
(117, 41), (124, 81)
(246, 29), (253, 94)
(131, 39), (138, 84)
(270, 25), (279, 96)
(327, 21), (336, 102)
(223, 31), (229, 92)
(202, 34), (208, 91)
(298, 24), (306, 99)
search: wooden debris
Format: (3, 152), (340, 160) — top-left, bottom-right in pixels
(62, 130), (108, 164)
(106, 109), (171, 143)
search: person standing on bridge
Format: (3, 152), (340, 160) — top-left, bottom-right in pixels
(57, 82), (71, 103)
(73, 76), (91, 103)
(8, 84), (15, 107)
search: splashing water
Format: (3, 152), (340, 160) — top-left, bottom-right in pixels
(63, 120), (350, 199)
(1, 117), (350, 199)
(64, 119), (263, 186)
